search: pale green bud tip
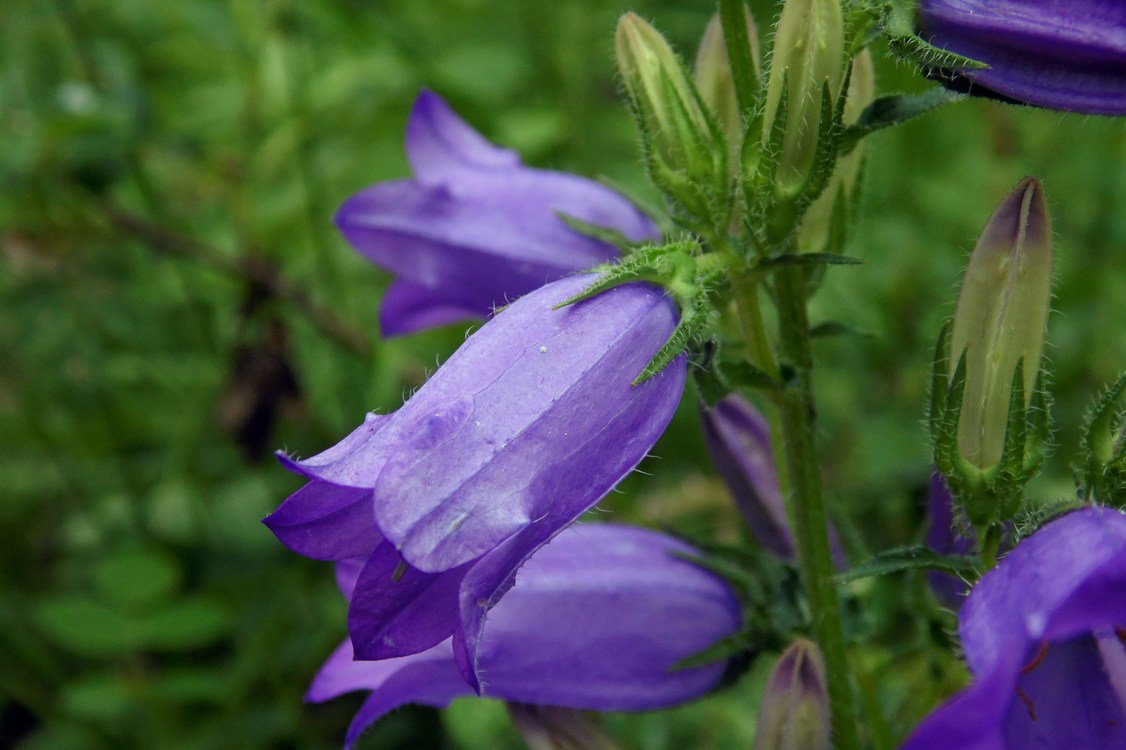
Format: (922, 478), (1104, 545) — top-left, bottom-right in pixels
(762, 0), (846, 195)
(951, 177), (1053, 469)
(615, 13), (700, 136)
(753, 639), (831, 750)
(694, 10), (760, 149)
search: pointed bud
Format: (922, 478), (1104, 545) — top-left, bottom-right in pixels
(616, 14), (712, 173)
(950, 177), (1052, 471)
(761, 0), (846, 197)
(797, 49), (875, 254)
(694, 10), (761, 159)
(753, 639), (831, 750)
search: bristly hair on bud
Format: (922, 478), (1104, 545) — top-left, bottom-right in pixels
(761, 0), (846, 198)
(753, 639), (831, 750)
(949, 177), (1052, 472)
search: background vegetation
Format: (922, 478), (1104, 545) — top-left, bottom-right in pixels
(2, 0), (1124, 748)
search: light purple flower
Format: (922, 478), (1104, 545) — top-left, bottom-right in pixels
(336, 91), (659, 336)
(903, 506), (1126, 750)
(308, 524), (742, 750)
(917, 0), (1126, 115)
(265, 274), (686, 683)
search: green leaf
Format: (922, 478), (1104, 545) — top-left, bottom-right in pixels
(34, 596), (133, 658)
(95, 547), (182, 612)
(833, 546), (979, 584)
(672, 631), (756, 671)
(809, 321), (873, 339)
(135, 597), (231, 651)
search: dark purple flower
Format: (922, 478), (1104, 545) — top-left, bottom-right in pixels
(700, 395), (794, 560)
(307, 524), (741, 750)
(917, 0), (1126, 115)
(925, 472), (975, 609)
(903, 506), (1126, 750)
(336, 91), (660, 336)
(700, 395), (845, 566)
(265, 274), (686, 682)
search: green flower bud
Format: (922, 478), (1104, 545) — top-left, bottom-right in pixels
(694, 9), (761, 160)
(754, 639), (831, 750)
(950, 177), (1052, 471)
(761, 0), (845, 197)
(796, 49), (875, 254)
(616, 13), (712, 174)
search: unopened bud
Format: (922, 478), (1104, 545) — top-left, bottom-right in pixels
(616, 13), (711, 173)
(761, 0), (845, 197)
(950, 177), (1052, 471)
(796, 49), (875, 254)
(694, 9), (761, 158)
(753, 639), (831, 750)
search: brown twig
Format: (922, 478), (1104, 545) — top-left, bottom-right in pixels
(101, 204), (373, 356)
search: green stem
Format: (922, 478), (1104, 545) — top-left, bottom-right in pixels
(772, 265), (861, 750)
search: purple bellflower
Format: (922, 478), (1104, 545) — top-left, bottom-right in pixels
(917, 0), (1126, 115)
(336, 91), (660, 336)
(903, 506), (1126, 750)
(308, 523), (742, 749)
(265, 273), (686, 686)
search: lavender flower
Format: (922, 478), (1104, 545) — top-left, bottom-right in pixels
(917, 0), (1126, 115)
(308, 524), (742, 749)
(266, 274), (686, 682)
(336, 91), (659, 336)
(903, 506), (1126, 749)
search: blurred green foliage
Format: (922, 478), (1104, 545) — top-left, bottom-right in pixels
(1, 0), (1123, 748)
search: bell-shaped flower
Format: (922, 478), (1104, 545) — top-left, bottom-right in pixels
(903, 506), (1126, 750)
(265, 274), (686, 683)
(917, 0), (1126, 115)
(307, 524), (742, 749)
(336, 91), (659, 336)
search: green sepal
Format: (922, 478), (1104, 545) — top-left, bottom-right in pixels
(714, 356), (784, 394)
(556, 213), (635, 250)
(928, 321), (952, 448)
(636, 275), (722, 384)
(553, 242), (696, 309)
(832, 545), (979, 585)
(884, 1), (990, 72)
(1080, 373), (1126, 504)
(839, 87), (964, 153)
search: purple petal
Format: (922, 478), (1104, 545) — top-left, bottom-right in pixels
(379, 279), (482, 338)
(473, 524), (740, 709)
(306, 639), (472, 750)
(700, 396), (794, 560)
(335, 91), (659, 335)
(262, 482), (379, 561)
(309, 523), (741, 748)
(347, 542), (472, 660)
(278, 412), (393, 486)
(925, 472), (974, 608)
(406, 90), (520, 181)
(919, 0), (1126, 115)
